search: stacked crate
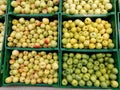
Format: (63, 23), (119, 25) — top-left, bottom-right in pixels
(2, 0), (60, 87)
(0, 0), (7, 86)
(118, 0), (120, 56)
(0, 0), (119, 89)
(60, 0), (120, 89)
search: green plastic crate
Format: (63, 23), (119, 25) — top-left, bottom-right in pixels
(118, 0), (120, 11)
(0, 51), (2, 86)
(60, 50), (120, 89)
(61, 0), (116, 15)
(5, 13), (60, 50)
(6, 0), (9, 14)
(3, 49), (60, 87)
(60, 13), (118, 52)
(0, 15), (6, 86)
(116, 0), (119, 12)
(8, 0), (60, 15)
(118, 12), (120, 49)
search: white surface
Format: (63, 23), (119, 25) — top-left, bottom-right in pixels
(0, 87), (83, 90)
(0, 87), (110, 90)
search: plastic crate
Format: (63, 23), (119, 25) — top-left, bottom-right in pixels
(60, 50), (120, 89)
(0, 51), (2, 86)
(118, 12), (120, 49)
(5, 13), (60, 50)
(3, 49), (60, 87)
(8, 0), (60, 15)
(116, 0), (119, 12)
(0, 15), (6, 86)
(60, 13), (118, 52)
(0, 15), (6, 50)
(6, 0), (9, 14)
(61, 0), (116, 15)
(118, 0), (120, 11)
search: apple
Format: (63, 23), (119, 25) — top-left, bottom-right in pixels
(62, 79), (68, 86)
(71, 79), (78, 86)
(34, 43), (40, 48)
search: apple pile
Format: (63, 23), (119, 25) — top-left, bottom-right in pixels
(7, 17), (58, 48)
(0, 0), (7, 15)
(5, 50), (58, 85)
(63, 0), (112, 14)
(11, 0), (59, 14)
(62, 18), (114, 49)
(0, 22), (4, 50)
(62, 53), (119, 88)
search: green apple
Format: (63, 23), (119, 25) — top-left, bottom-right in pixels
(73, 59), (79, 64)
(100, 82), (108, 88)
(62, 79), (68, 86)
(86, 80), (92, 87)
(71, 79), (78, 86)
(77, 63), (83, 69)
(83, 74), (90, 81)
(81, 59), (88, 65)
(66, 74), (73, 82)
(67, 59), (73, 65)
(79, 80), (85, 86)
(94, 80), (100, 87)
(81, 67), (87, 73)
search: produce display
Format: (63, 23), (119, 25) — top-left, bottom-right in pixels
(0, 22), (4, 50)
(0, 0), (7, 15)
(0, 0), (119, 89)
(62, 18), (114, 49)
(62, 53), (119, 88)
(63, 0), (112, 14)
(7, 17), (58, 48)
(11, 0), (59, 14)
(5, 50), (59, 85)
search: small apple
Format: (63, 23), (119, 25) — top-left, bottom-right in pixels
(62, 79), (68, 86)
(44, 38), (49, 44)
(31, 4), (35, 9)
(43, 44), (48, 48)
(66, 75), (73, 82)
(53, 0), (59, 4)
(9, 59), (15, 64)
(71, 79), (78, 86)
(111, 80), (118, 88)
(34, 43), (40, 48)
(36, 20), (41, 26)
